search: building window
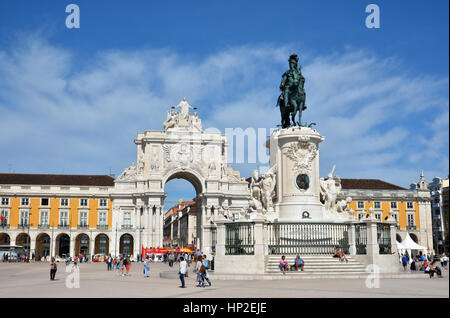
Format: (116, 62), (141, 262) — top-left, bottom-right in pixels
(0, 209), (9, 225)
(123, 212), (131, 226)
(99, 199), (108, 207)
(20, 210), (29, 226)
(40, 210), (49, 226)
(79, 211), (88, 227)
(80, 199), (88, 207)
(61, 198), (69, 206)
(391, 201), (398, 209)
(374, 202), (381, 209)
(357, 201), (364, 209)
(358, 213), (363, 220)
(1, 198), (9, 205)
(375, 213), (381, 221)
(407, 202), (414, 209)
(21, 198), (29, 206)
(60, 211), (69, 226)
(41, 198), (49, 206)
(99, 212), (107, 226)
(407, 214), (415, 228)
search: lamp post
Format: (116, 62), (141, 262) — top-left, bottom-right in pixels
(27, 212), (32, 262)
(115, 222), (117, 257)
(138, 226), (145, 262)
(50, 221), (54, 261)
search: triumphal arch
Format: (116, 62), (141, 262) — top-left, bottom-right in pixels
(111, 98), (250, 257)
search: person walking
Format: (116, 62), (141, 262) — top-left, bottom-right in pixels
(195, 255), (205, 287)
(106, 254), (112, 271)
(202, 255), (212, 286)
(169, 253), (174, 267)
(179, 256), (187, 288)
(119, 257), (125, 276)
(143, 255), (151, 278)
(401, 254), (409, 271)
(50, 257), (57, 281)
(125, 255), (131, 275)
(115, 256), (121, 271)
(443, 253), (448, 270)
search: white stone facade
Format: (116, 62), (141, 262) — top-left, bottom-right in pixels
(111, 99), (251, 257)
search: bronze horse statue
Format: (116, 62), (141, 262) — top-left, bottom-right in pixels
(276, 54), (307, 128)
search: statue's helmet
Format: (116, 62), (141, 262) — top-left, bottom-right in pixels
(289, 54), (299, 64)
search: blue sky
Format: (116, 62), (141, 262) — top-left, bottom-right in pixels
(0, 1), (448, 206)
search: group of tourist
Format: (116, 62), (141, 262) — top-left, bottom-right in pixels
(178, 249), (212, 288)
(279, 248), (353, 274)
(401, 252), (447, 278)
(279, 254), (305, 274)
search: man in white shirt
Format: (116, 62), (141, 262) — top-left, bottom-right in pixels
(179, 256), (187, 288)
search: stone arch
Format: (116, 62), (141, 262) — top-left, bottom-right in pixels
(95, 233), (110, 255)
(163, 168), (204, 195)
(36, 233), (51, 259)
(55, 233), (70, 257)
(410, 233), (419, 243)
(119, 233), (134, 256)
(75, 233), (90, 256)
(15, 233), (30, 250)
(0, 233), (10, 245)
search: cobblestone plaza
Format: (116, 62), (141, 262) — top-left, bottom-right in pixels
(0, 262), (448, 298)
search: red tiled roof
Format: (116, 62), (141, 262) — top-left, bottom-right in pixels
(0, 173), (115, 187)
(341, 179), (406, 190)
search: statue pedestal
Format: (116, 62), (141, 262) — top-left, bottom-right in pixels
(269, 126), (326, 221)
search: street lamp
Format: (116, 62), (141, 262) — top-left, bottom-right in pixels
(115, 222), (117, 257)
(138, 226), (145, 262)
(27, 212), (32, 262)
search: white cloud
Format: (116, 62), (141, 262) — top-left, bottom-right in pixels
(0, 35), (448, 189)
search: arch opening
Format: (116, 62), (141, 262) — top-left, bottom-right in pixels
(75, 233), (90, 256)
(119, 234), (134, 257)
(95, 234), (109, 255)
(55, 233), (70, 257)
(36, 233), (50, 260)
(0, 233), (10, 245)
(163, 172), (201, 249)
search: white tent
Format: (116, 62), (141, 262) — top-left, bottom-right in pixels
(397, 232), (428, 257)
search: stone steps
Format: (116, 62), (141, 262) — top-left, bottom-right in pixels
(266, 255), (367, 274)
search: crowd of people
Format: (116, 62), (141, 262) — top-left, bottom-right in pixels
(400, 252), (447, 278)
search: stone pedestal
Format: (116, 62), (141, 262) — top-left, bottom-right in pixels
(269, 126), (325, 221)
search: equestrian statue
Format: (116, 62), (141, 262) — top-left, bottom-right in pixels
(276, 54), (307, 128)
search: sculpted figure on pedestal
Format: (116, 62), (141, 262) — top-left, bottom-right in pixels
(118, 162), (137, 181)
(320, 165), (343, 213)
(335, 197), (352, 213)
(261, 172), (276, 211)
(191, 112), (203, 131)
(163, 110), (177, 130)
(250, 170), (262, 202)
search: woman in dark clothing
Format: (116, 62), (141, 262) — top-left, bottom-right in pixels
(50, 257), (57, 280)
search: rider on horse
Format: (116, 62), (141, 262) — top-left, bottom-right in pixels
(276, 54), (307, 128)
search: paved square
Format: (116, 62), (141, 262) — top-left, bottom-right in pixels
(0, 262), (448, 298)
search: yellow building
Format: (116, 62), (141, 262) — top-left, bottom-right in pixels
(442, 179), (449, 252)
(0, 173), (115, 259)
(341, 175), (433, 251)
